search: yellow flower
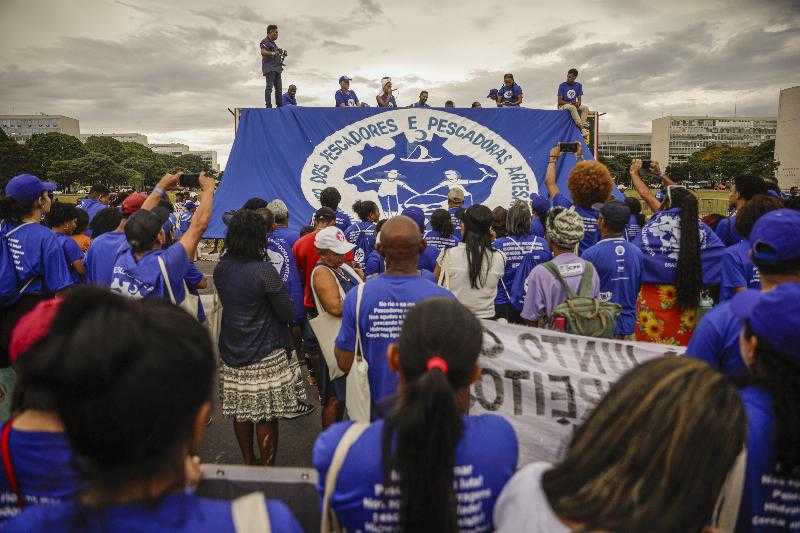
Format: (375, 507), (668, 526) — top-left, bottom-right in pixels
(639, 309), (656, 327)
(681, 309), (698, 330)
(645, 320), (665, 340)
(658, 285), (678, 304)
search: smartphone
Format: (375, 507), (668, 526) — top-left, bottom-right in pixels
(179, 173), (201, 188)
(559, 142), (579, 153)
(641, 160), (652, 170)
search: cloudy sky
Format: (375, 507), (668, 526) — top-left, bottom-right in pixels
(1, 0), (798, 169)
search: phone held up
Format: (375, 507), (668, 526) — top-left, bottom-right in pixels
(558, 142), (579, 154)
(179, 173), (201, 188)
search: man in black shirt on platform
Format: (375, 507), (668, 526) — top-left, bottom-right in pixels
(260, 24), (284, 107)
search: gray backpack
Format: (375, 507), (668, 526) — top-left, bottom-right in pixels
(543, 261), (621, 339)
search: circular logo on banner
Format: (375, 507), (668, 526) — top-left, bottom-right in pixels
(301, 109), (537, 218)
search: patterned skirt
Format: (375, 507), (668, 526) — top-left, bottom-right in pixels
(219, 348), (314, 423)
(635, 283), (699, 346)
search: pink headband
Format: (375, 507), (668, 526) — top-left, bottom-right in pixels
(426, 356), (449, 374)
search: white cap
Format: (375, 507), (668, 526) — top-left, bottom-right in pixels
(314, 226), (356, 255)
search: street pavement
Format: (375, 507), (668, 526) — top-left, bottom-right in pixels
(195, 256), (322, 468)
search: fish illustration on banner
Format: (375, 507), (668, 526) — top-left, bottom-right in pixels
(207, 106), (599, 237)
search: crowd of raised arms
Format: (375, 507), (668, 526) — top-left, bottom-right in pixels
(0, 138), (799, 533)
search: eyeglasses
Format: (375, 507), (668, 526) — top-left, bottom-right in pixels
(666, 184), (687, 205)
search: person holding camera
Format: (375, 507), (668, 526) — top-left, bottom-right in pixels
(260, 24), (285, 108)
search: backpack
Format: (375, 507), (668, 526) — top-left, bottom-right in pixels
(543, 261), (621, 339)
(0, 222), (38, 308)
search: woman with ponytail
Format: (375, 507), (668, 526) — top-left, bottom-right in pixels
(345, 200), (379, 264)
(434, 204), (506, 318)
(314, 297), (518, 532)
(631, 161), (725, 345)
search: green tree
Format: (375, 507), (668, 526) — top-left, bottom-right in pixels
(666, 162), (692, 182)
(599, 154), (633, 186)
(0, 128), (42, 186)
(83, 135), (126, 163)
(48, 153), (133, 189)
(26, 132), (87, 173)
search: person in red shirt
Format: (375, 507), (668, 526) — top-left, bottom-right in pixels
(293, 207), (337, 310)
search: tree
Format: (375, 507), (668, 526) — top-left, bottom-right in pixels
(599, 154), (633, 186)
(666, 162), (691, 182)
(0, 128), (42, 187)
(48, 153), (132, 189)
(83, 135), (126, 163)
(26, 132), (87, 173)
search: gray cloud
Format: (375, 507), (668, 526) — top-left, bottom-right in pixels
(519, 25), (579, 58)
(320, 40), (364, 53)
(355, 0), (383, 17)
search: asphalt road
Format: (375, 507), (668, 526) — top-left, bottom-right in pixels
(194, 256), (322, 468)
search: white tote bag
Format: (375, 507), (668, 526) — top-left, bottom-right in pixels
(157, 256), (200, 319)
(345, 283), (371, 423)
(320, 422), (369, 533)
(309, 265), (361, 381)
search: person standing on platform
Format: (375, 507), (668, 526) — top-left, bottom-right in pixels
(335, 76), (359, 107)
(260, 24), (284, 108)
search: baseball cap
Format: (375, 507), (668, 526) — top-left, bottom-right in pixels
(121, 192), (147, 216)
(339, 75), (352, 83)
(125, 209), (169, 250)
(447, 187), (465, 201)
(592, 200), (630, 228)
(749, 209), (800, 264)
(487, 89), (498, 98)
(5, 174), (57, 203)
(730, 283), (800, 362)
(10, 298), (62, 364)
(529, 193), (551, 218)
(315, 226), (356, 255)
(314, 207), (336, 223)
(401, 206), (425, 232)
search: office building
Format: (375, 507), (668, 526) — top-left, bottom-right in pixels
(598, 132), (651, 160)
(651, 115), (777, 167)
(0, 114), (80, 143)
(150, 143), (219, 172)
(79, 132), (149, 145)
(775, 86), (800, 190)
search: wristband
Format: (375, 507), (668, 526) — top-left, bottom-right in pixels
(152, 186), (165, 197)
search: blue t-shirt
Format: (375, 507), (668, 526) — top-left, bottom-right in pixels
(0, 428), (79, 523)
(685, 300), (746, 384)
(624, 215), (642, 242)
(714, 215), (742, 247)
(5, 492), (302, 533)
(493, 234), (550, 306)
(0, 221), (73, 295)
(335, 275), (453, 417)
(551, 193), (600, 254)
(110, 242), (190, 301)
(410, 101), (430, 108)
(184, 262), (206, 323)
(448, 207), (464, 240)
(55, 233), (84, 285)
(531, 216), (546, 239)
(84, 231), (128, 286)
(173, 211), (193, 239)
(344, 221), (377, 265)
(581, 237), (643, 336)
(267, 227), (306, 324)
(418, 244), (439, 272)
(633, 208), (725, 285)
(75, 198), (106, 224)
(281, 92), (297, 105)
(335, 89), (359, 107)
(558, 81), (583, 104)
(363, 250), (384, 278)
(423, 229), (457, 252)
(313, 415), (518, 532)
(737, 386), (800, 533)
(720, 240), (760, 301)
(498, 83), (523, 106)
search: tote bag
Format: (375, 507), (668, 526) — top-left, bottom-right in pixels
(157, 256), (200, 319)
(345, 283), (371, 422)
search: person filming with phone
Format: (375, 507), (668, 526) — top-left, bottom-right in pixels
(260, 24), (286, 108)
(109, 171), (216, 312)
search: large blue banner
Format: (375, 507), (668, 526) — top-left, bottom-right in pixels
(207, 107), (603, 237)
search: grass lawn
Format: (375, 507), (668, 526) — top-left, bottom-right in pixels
(624, 188), (731, 216)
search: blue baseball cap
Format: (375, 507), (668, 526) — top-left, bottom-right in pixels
(730, 283), (800, 363)
(338, 76), (351, 83)
(749, 209), (800, 264)
(5, 174), (57, 203)
(592, 200), (630, 227)
(529, 193), (551, 218)
(400, 206), (425, 232)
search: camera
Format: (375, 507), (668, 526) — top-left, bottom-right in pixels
(276, 48), (288, 67)
(559, 142), (579, 153)
(179, 174), (201, 188)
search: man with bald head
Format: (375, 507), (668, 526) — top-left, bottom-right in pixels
(335, 216), (454, 420)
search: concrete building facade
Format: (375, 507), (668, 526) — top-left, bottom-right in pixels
(79, 132), (149, 145)
(775, 86), (800, 190)
(0, 114), (80, 143)
(651, 115), (777, 167)
(150, 143), (219, 172)
(598, 132), (651, 160)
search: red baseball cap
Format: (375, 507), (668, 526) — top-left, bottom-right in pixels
(10, 298), (62, 364)
(121, 192), (147, 216)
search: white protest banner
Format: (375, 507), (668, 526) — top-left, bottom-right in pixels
(471, 320), (685, 466)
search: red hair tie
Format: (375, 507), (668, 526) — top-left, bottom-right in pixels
(426, 356), (449, 374)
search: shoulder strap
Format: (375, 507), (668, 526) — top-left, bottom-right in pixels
(576, 262), (595, 298)
(311, 265), (347, 314)
(543, 261), (576, 299)
(437, 249), (449, 287)
(157, 256), (177, 304)
(712, 448), (746, 532)
(232, 492), (270, 533)
(505, 236), (524, 254)
(320, 422), (370, 533)
(354, 283), (365, 361)
(1, 419), (24, 509)
(340, 263), (363, 286)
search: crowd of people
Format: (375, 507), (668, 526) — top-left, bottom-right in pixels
(0, 137), (799, 531)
